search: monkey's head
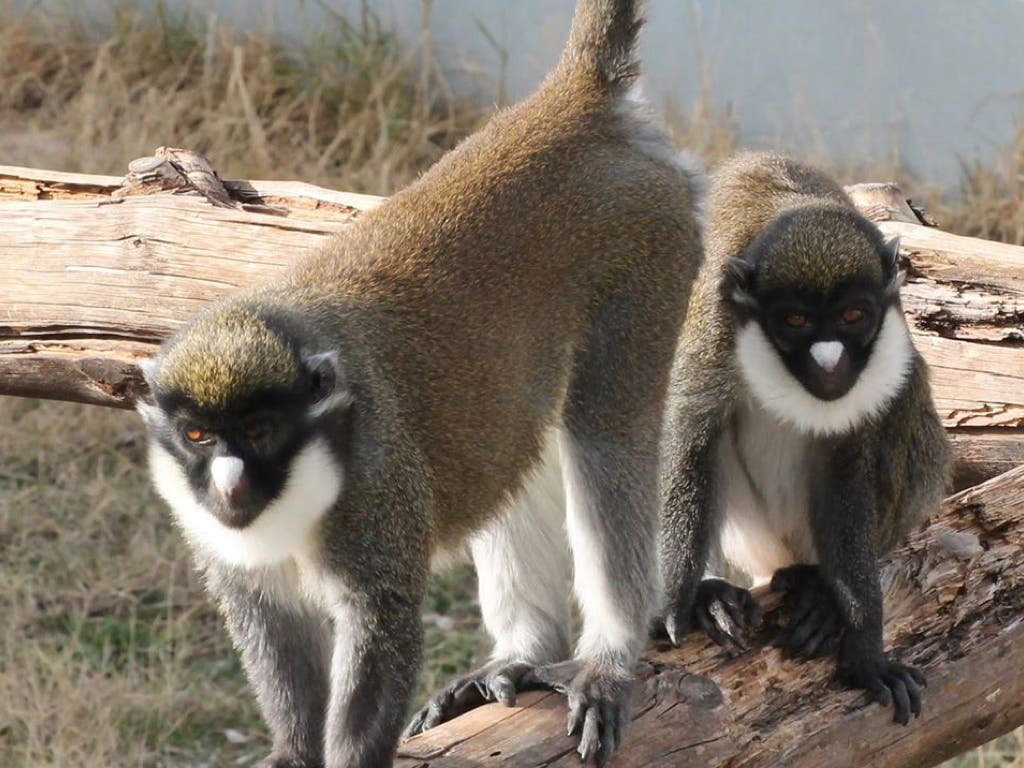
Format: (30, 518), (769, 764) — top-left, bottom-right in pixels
(137, 301), (349, 567)
(726, 205), (914, 435)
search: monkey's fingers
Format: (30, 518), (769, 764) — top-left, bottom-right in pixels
(695, 604), (734, 648)
(707, 600), (748, 650)
(883, 664), (924, 724)
(839, 656), (925, 726)
(783, 604), (828, 658)
(718, 588), (749, 631)
(740, 589), (764, 627)
(798, 612), (841, 659)
(691, 578), (757, 649)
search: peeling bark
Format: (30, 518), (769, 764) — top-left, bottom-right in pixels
(397, 467), (1024, 768)
(1, 158), (1019, 486)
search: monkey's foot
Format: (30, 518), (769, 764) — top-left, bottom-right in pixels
(402, 660), (535, 739)
(770, 564), (843, 658)
(692, 577), (762, 649)
(838, 642), (926, 725)
(524, 659), (632, 767)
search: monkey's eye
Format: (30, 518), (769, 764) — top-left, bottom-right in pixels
(183, 425), (214, 445)
(784, 313), (808, 329)
(243, 420), (273, 441)
(841, 307), (865, 324)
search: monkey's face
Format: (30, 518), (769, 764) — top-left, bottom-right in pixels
(753, 282), (884, 401)
(726, 211), (914, 436)
(143, 389), (319, 529)
(136, 304), (349, 568)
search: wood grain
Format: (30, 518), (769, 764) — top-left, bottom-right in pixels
(0, 163), (1019, 485)
(395, 466), (1024, 767)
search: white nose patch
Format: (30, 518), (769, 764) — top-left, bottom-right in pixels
(810, 341), (845, 372)
(211, 456), (245, 496)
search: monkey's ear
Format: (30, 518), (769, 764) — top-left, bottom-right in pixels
(883, 236), (901, 271)
(135, 358), (160, 419)
(882, 236), (906, 298)
(725, 257), (758, 309)
(138, 357), (159, 388)
(305, 351), (352, 416)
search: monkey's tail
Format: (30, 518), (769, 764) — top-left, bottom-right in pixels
(557, 0), (643, 92)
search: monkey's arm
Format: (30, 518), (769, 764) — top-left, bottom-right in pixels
(206, 565), (331, 767)
(659, 369), (760, 648)
(324, 591), (424, 768)
(811, 437), (925, 726)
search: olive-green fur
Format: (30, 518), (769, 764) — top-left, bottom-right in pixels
(754, 206), (884, 293)
(156, 303), (301, 409)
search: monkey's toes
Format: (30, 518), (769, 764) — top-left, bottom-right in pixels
(524, 659), (633, 767)
(402, 661), (534, 739)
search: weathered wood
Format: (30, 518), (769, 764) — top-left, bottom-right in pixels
(1, 162), (1018, 485)
(395, 466), (1024, 767)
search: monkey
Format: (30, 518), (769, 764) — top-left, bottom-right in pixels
(135, 1), (703, 766)
(656, 152), (950, 726)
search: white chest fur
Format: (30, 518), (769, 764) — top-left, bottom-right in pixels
(715, 399), (817, 584)
(148, 438), (342, 569)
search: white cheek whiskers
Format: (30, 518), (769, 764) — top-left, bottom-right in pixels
(736, 306), (914, 436)
(147, 437), (343, 569)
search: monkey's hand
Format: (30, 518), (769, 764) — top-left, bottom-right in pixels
(402, 660), (535, 739)
(653, 578), (761, 649)
(691, 578), (762, 649)
(837, 633), (926, 726)
(523, 658), (633, 768)
(770, 564), (844, 659)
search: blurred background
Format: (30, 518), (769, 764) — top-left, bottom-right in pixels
(1, 1), (1022, 765)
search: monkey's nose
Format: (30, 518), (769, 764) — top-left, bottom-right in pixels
(810, 340), (845, 373)
(211, 455), (246, 499)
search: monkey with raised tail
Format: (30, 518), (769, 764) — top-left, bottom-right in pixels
(658, 152), (950, 725)
(136, 1), (703, 765)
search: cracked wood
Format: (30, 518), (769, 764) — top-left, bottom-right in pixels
(1, 163), (1020, 488)
(395, 466), (1024, 768)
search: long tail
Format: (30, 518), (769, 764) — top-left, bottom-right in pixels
(557, 0), (644, 92)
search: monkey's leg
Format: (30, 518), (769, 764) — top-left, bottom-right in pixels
(323, 594), (424, 768)
(770, 564), (843, 658)
(811, 442), (926, 726)
(531, 284), (680, 767)
(206, 567), (330, 768)
(404, 446), (571, 737)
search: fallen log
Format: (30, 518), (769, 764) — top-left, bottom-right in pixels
(0, 157), (1020, 488)
(396, 465), (1024, 768)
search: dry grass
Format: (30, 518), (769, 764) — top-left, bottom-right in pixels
(0, 2), (1021, 766)
(0, 0), (480, 191)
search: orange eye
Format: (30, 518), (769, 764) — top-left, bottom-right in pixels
(785, 313), (808, 328)
(842, 307), (865, 324)
(244, 421), (270, 440)
(185, 426), (210, 444)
